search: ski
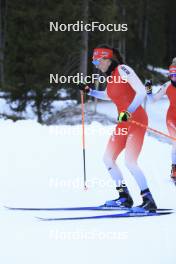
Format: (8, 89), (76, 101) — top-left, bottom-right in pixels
(37, 210), (173, 221)
(4, 205), (173, 212)
(4, 205), (130, 211)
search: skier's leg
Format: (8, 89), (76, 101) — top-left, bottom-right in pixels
(103, 123), (133, 207)
(124, 124), (148, 191)
(171, 142), (176, 164)
(125, 123), (157, 210)
(103, 123), (127, 186)
(171, 143), (176, 181)
(167, 120), (176, 181)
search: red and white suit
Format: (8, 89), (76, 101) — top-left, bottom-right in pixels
(89, 64), (148, 189)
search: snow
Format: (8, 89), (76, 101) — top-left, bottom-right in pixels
(0, 98), (77, 121)
(147, 65), (169, 77)
(51, 100), (77, 111)
(0, 74), (175, 263)
(0, 98), (37, 120)
(0, 117), (176, 264)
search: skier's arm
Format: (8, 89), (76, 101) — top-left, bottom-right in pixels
(88, 88), (111, 101)
(148, 82), (169, 102)
(118, 65), (146, 113)
(77, 82), (111, 101)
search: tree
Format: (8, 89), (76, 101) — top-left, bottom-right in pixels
(0, 0), (6, 85)
(1, 0), (175, 122)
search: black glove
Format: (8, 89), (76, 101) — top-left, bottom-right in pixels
(145, 80), (153, 94)
(77, 82), (90, 94)
(118, 111), (131, 122)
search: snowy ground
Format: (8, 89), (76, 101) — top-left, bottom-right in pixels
(0, 119), (176, 264)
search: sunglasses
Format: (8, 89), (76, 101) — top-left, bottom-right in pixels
(170, 74), (176, 77)
(92, 57), (105, 66)
(92, 60), (100, 66)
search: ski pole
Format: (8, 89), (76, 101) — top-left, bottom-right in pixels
(80, 91), (88, 190)
(129, 119), (176, 141)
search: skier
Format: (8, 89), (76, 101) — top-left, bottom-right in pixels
(78, 44), (157, 211)
(146, 58), (176, 184)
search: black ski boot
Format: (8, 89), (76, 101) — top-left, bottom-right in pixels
(171, 164), (176, 185)
(139, 188), (157, 212)
(104, 185), (133, 208)
(131, 188), (157, 213)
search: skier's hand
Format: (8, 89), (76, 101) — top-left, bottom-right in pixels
(77, 82), (90, 94)
(145, 80), (153, 94)
(118, 111), (131, 122)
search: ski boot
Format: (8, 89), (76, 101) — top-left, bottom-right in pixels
(131, 188), (157, 213)
(104, 185), (133, 208)
(171, 164), (176, 185)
